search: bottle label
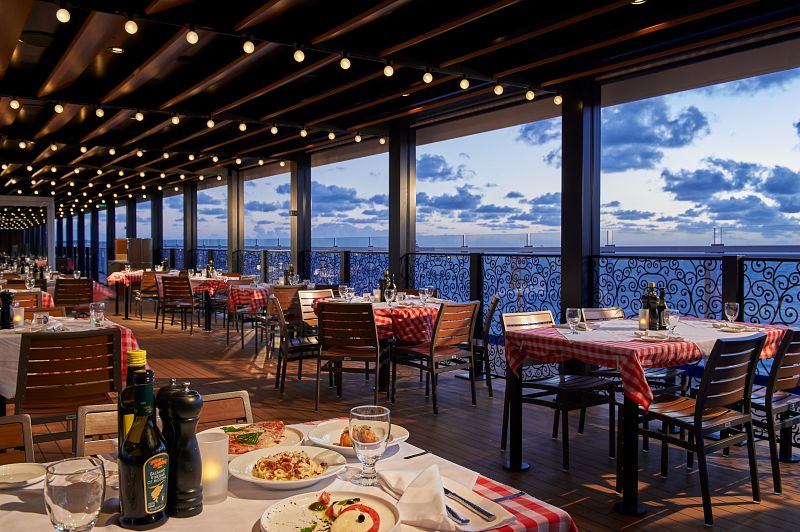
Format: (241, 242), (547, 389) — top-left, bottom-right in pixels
(142, 452), (169, 514)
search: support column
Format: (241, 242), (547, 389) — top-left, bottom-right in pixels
(126, 200), (136, 239)
(106, 202), (116, 263)
(66, 214), (74, 263)
(227, 168), (245, 273)
(183, 181), (198, 270)
(389, 122), (416, 288)
(291, 154), (311, 277)
(151, 189), (163, 266)
(56, 216), (63, 257)
(90, 208), (99, 281)
(77, 211), (86, 273)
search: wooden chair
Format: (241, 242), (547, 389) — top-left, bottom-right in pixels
(500, 311), (616, 471)
(5, 278), (47, 290)
(15, 329), (122, 449)
(298, 288), (334, 335)
(270, 286), (303, 326)
(9, 290), (41, 307)
(472, 294), (500, 397)
(0, 414), (34, 465)
(160, 275), (195, 334)
(750, 327), (800, 494)
(23, 306), (67, 319)
(269, 295), (319, 396)
(76, 404), (117, 457)
(199, 390), (253, 426)
(315, 302), (382, 410)
(391, 301), (480, 415)
(133, 271), (159, 320)
(53, 277), (93, 315)
(635, 334), (766, 526)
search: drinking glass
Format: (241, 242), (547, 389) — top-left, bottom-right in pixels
(45, 457), (105, 531)
(25, 275), (35, 290)
(89, 302), (105, 326)
(291, 274), (301, 285)
(565, 308), (581, 334)
(384, 287), (396, 306)
(188, 268), (194, 276)
(667, 308), (680, 337)
(419, 287), (430, 304)
(338, 284), (349, 299)
(724, 302), (739, 324)
(124, 264), (131, 273)
(363, 292), (371, 303)
(396, 292), (406, 303)
(73, 270), (81, 279)
(348, 405), (390, 487)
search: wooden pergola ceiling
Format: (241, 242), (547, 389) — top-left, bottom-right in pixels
(0, 0), (798, 210)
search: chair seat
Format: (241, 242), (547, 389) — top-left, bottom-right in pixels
(288, 336), (318, 351)
(751, 386), (800, 412)
(526, 374), (612, 392)
(645, 395), (749, 430)
(395, 343), (471, 360)
(322, 346), (378, 360)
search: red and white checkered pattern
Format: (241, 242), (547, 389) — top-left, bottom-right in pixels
(106, 270), (143, 287)
(505, 322), (786, 410)
(41, 291), (54, 307)
(473, 476), (577, 532)
(190, 277), (229, 296)
(228, 285), (270, 313)
(374, 305), (439, 342)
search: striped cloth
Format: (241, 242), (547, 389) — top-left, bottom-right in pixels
(106, 270), (143, 286)
(505, 321), (786, 409)
(228, 285), (270, 313)
(189, 277), (229, 296)
(41, 291), (54, 307)
(473, 476), (577, 532)
(374, 305), (439, 342)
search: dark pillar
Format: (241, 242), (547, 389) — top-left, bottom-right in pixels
(151, 189), (163, 266)
(291, 154), (311, 277)
(90, 207), (99, 281)
(106, 202), (116, 263)
(389, 122), (416, 288)
(66, 214), (74, 262)
(183, 181), (198, 270)
(56, 216), (63, 256)
(126, 199), (136, 239)
(722, 255), (744, 322)
(228, 168), (244, 273)
(76, 211), (86, 273)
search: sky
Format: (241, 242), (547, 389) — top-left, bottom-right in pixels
(124, 65), (800, 247)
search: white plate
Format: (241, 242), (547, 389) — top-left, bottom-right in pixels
(229, 445), (346, 490)
(0, 463), (46, 489)
(260, 490), (400, 532)
(307, 419), (410, 457)
(197, 423), (304, 459)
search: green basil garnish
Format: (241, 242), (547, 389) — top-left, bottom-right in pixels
(220, 426), (243, 433)
(234, 432), (261, 444)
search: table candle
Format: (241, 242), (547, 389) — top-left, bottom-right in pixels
(638, 308), (649, 330)
(373, 288), (381, 302)
(197, 432), (227, 504)
(12, 307), (24, 329)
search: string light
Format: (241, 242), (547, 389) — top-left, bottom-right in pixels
(239, 122), (247, 132)
(50, 143), (58, 151)
(124, 19), (138, 35)
(258, 159), (264, 165)
(206, 119), (215, 128)
(354, 134), (362, 143)
(211, 155), (219, 163)
(135, 111), (144, 121)
(54, 103), (64, 114)
(119, 170), (124, 176)
(171, 115), (180, 125)
(553, 95), (563, 105)
(293, 48), (305, 62)
(75, 168), (81, 174)
(136, 150), (144, 157)
(279, 161), (286, 167)
(97, 169), (103, 175)
(383, 64), (394, 77)
(328, 131), (335, 140)
(56, 7), (71, 22)
(243, 40), (255, 54)
(493, 84), (504, 95)
(162, 152), (169, 159)
(9, 99), (20, 110)
(51, 167), (57, 172)
(378, 137), (386, 145)
(422, 72), (433, 83)
(180, 174), (185, 180)
(27, 166), (33, 171)
(525, 90), (535, 101)
(160, 172), (165, 178)
(340, 57), (351, 70)
(109, 148), (116, 155)
(270, 125), (278, 134)
(96, 107), (105, 117)
(18, 141), (26, 149)
(198, 176), (204, 181)
(459, 77), (470, 90)
(174, 186), (179, 192)
(186, 30), (199, 44)
(139, 171), (145, 177)
(50, 180), (56, 186)
(235, 158), (242, 165)
(188, 154), (195, 161)
(216, 175), (222, 180)
(80, 146), (88, 153)
(300, 128), (308, 138)
(106, 183), (111, 188)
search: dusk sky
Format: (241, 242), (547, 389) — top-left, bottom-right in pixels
(147, 66), (800, 247)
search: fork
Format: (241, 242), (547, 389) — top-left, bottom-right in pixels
(446, 504), (470, 525)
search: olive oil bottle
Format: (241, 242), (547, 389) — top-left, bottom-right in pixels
(119, 381), (170, 530)
(118, 350), (149, 454)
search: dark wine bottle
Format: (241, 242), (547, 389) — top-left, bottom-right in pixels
(119, 350), (149, 454)
(379, 270), (388, 302)
(119, 381), (170, 530)
(657, 288), (667, 330)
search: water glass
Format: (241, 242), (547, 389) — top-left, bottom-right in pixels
(565, 308), (581, 334)
(419, 287), (430, 304)
(73, 270), (81, 279)
(89, 302), (105, 326)
(25, 276), (35, 290)
(188, 268), (194, 276)
(724, 302), (739, 324)
(363, 292), (371, 303)
(384, 287), (396, 306)
(348, 405), (390, 487)
(124, 264), (131, 273)
(667, 308), (680, 336)
(45, 457), (105, 532)
(396, 292), (406, 303)
(338, 284), (349, 299)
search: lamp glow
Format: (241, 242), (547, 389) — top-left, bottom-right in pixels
(135, 112), (144, 121)
(56, 8), (71, 23)
(270, 125), (278, 134)
(243, 40), (255, 54)
(422, 72), (433, 83)
(354, 134), (362, 143)
(124, 20), (138, 35)
(206, 119), (215, 128)
(171, 115), (181, 125)
(109, 148), (116, 155)
(188, 154), (195, 161)
(493, 84), (504, 95)
(300, 128), (308, 137)
(186, 30), (199, 44)
(293, 49), (305, 62)
(459, 78), (469, 90)
(80, 146), (88, 153)
(525, 90), (535, 101)
(54, 104), (64, 114)
(554, 95), (563, 105)
(383, 65), (394, 77)
(328, 131), (335, 140)
(96, 108), (105, 117)
(9, 99), (20, 110)
(340, 57), (350, 69)
(239, 122), (247, 132)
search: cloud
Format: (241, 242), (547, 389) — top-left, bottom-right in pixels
(603, 201), (621, 208)
(416, 185), (482, 211)
(613, 209), (655, 221)
(505, 191), (525, 199)
(311, 181), (363, 215)
(702, 69), (800, 96)
(275, 183), (291, 195)
(245, 201), (281, 212)
(757, 165), (800, 213)
(509, 192), (561, 226)
(164, 196), (183, 210)
(543, 147), (561, 168)
(198, 208), (226, 216)
(416, 153), (475, 182)
(136, 216), (151, 223)
(197, 191), (222, 205)
(115, 214), (126, 223)
(368, 194), (388, 204)
(516, 119), (560, 145)
(458, 152), (470, 159)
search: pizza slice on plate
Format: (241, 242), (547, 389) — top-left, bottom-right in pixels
(221, 421), (286, 454)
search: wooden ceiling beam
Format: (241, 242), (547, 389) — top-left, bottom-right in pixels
(494, 0), (759, 78)
(122, 118), (174, 147)
(234, 0), (304, 31)
(145, 0), (192, 15)
(38, 12), (123, 97)
(439, 0), (632, 68)
(379, 0), (521, 57)
(32, 144), (64, 164)
(34, 104), (82, 139)
(69, 146), (103, 166)
(199, 126), (270, 153)
(81, 109), (133, 143)
(213, 55), (339, 115)
(0, 0), (33, 80)
(311, 0), (412, 45)
(163, 120), (231, 149)
(160, 42), (280, 110)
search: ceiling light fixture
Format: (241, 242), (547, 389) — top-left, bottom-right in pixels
(379, 137), (386, 145)
(96, 107), (105, 118)
(97, 169), (103, 175)
(9, 99), (20, 110)
(160, 172), (165, 178)
(258, 159), (264, 165)
(27, 165), (33, 171)
(216, 175), (222, 181)
(354, 134), (362, 143)
(243, 40), (255, 54)
(134, 111), (144, 121)
(235, 158), (242, 165)
(422, 71), (433, 84)
(54, 103), (64, 114)
(383, 64), (394, 77)
(119, 170), (124, 176)
(51, 167), (57, 173)
(186, 30), (199, 44)
(459, 77), (470, 90)
(171, 115), (180, 125)
(180, 174), (185, 180)
(493, 83), (504, 95)
(106, 183), (111, 188)
(109, 147), (116, 155)
(80, 146), (88, 153)
(50, 143), (58, 151)
(293, 47), (305, 62)
(525, 89), (535, 101)
(124, 19), (138, 35)
(188, 154), (195, 161)
(75, 168), (81, 174)
(162, 152), (169, 159)
(109, 47), (125, 54)
(198, 175), (204, 181)
(300, 128), (308, 138)
(136, 150), (143, 157)
(340, 56), (351, 70)
(211, 155), (218, 163)
(50, 180), (56, 186)
(56, 7), (71, 23)
(270, 125), (278, 134)
(279, 161), (286, 167)
(174, 186), (179, 192)
(328, 131), (335, 140)
(139, 171), (145, 177)
(206, 119), (215, 128)
(18, 141), (26, 149)
(553, 95), (563, 105)
(239, 122), (247, 132)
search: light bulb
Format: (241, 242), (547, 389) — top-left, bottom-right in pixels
(135, 111), (144, 121)
(9, 99), (20, 110)
(293, 49), (304, 62)
(51, 167), (57, 172)
(174, 186), (179, 192)
(171, 115), (180, 125)
(50, 143), (58, 151)
(56, 7), (70, 23)
(162, 152), (169, 159)
(493, 84), (504, 95)
(198, 175), (204, 181)
(217, 175), (222, 180)
(124, 20), (138, 35)
(270, 125), (278, 134)
(383, 65), (394, 77)
(27, 165), (33, 171)
(186, 30), (199, 44)
(188, 154), (195, 161)
(136, 150), (143, 157)
(139, 171), (145, 177)
(422, 72), (433, 83)
(141, 184), (146, 190)
(119, 170), (124, 176)
(180, 174), (185, 180)
(18, 141), (26, 149)
(354, 134), (362, 143)
(80, 146), (88, 153)
(54, 103), (64, 113)
(554, 95), (563, 105)
(206, 119), (215, 128)
(160, 172), (165, 178)
(239, 122), (247, 132)
(378, 137), (386, 145)
(211, 155), (218, 163)
(50, 180), (56, 186)
(235, 158), (242, 165)
(300, 128), (308, 137)
(243, 40), (255, 54)
(95, 107), (104, 117)
(51, 190), (55, 195)
(109, 148), (116, 155)
(70, 181), (75, 187)
(258, 159), (264, 165)
(106, 183), (111, 188)
(158, 185), (162, 190)
(525, 90), (535, 101)
(459, 78), (469, 90)
(124, 184), (129, 189)
(279, 161), (286, 167)
(328, 131), (335, 140)
(340, 57), (351, 69)
(97, 169), (103, 175)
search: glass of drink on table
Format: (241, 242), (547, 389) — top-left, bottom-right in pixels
(724, 302), (739, 324)
(348, 405), (390, 487)
(45, 457), (105, 531)
(565, 308), (581, 334)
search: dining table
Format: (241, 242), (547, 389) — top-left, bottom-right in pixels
(106, 270), (144, 319)
(0, 419), (577, 531)
(228, 284), (270, 314)
(187, 276), (232, 332)
(503, 317), (787, 516)
(3, 288), (55, 308)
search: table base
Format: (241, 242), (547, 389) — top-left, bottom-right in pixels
(614, 500), (646, 516)
(503, 459), (530, 472)
(455, 372), (487, 381)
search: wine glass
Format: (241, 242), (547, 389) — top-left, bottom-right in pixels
(384, 287), (396, 306)
(724, 302), (739, 324)
(565, 308), (581, 334)
(338, 284), (349, 299)
(89, 302), (105, 326)
(73, 270), (81, 279)
(45, 457), (105, 531)
(124, 264), (131, 273)
(348, 405), (390, 487)
(25, 275), (35, 290)
(667, 308), (680, 337)
(419, 287), (430, 304)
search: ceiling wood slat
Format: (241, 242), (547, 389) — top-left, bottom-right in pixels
(32, 144), (63, 164)
(163, 120), (231, 149)
(213, 55), (339, 115)
(38, 11), (123, 97)
(234, 0), (304, 31)
(34, 104), (82, 139)
(145, 0), (192, 15)
(69, 146), (102, 165)
(80, 109), (133, 143)
(0, 0), (33, 80)
(122, 118), (174, 147)
(199, 126), (270, 153)
(311, 0), (413, 45)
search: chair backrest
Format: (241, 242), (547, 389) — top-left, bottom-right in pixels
(199, 390), (253, 425)
(298, 289), (334, 328)
(581, 306), (624, 322)
(696, 334), (766, 415)
(482, 294), (501, 344)
(317, 302), (380, 354)
(10, 290), (41, 307)
(161, 275), (193, 302)
(139, 271), (158, 295)
(767, 327), (800, 396)
(240, 276), (255, 283)
(53, 278), (93, 308)
(501, 310), (555, 334)
(76, 404), (117, 457)
(0, 414), (34, 465)
(15, 329), (123, 417)
(431, 301), (479, 350)
(23, 306), (67, 320)
(271, 286), (302, 321)
(5, 279), (45, 289)
(227, 278), (252, 289)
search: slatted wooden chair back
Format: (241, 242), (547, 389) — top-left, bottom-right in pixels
(15, 329), (122, 421)
(431, 301), (479, 350)
(226, 273), (241, 279)
(10, 290), (41, 307)
(268, 295), (290, 343)
(298, 289), (334, 328)
(767, 327), (800, 395)
(271, 286), (302, 321)
(696, 334), (766, 414)
(53, 278), (93, 308)
(23, 306), (67, 320)
(581, 306), (624, 321)
(161, 275), (193, 303)
(199, 390), (253, 425)
(482, 295), (501, 345)
(76, 404), (117, 457)
(317, 302), (380, 354)
(0, 414), (34, 465)
(240, 276), (256, 284)
(501, 310), (555, 334)
(6, 278), (47, 289)
(139, 271), (158, 296)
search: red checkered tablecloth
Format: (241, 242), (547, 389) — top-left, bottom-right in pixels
(189, 277), (229, 296)
(228, 285), (270, 313)
(93, 281), (116, 300)
(374, 304), (439, 342)
(107, 270), (143, 287)
(504, 321), (786, 410)
(41, 291), (54, 307)
(473, 476), (577, 532)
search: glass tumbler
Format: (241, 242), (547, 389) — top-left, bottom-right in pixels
(45, 457), (106, 532)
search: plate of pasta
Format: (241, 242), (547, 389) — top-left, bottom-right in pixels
(228, 445), (347, 490)
(307, 419), (409, 457)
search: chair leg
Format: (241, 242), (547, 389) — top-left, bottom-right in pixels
(660, 422), (670, 478)
(298, 358), (303, 380)
(686, 431), (695, 470)
(280, 353), (289, 396)
(501, 385), (510, 451)
(274, 350), (282, 389)
(365, 361), (369, 381)
(390, 359), (397, 403)
(425, 372), (430, 397)
(552, 410), (560, 439)
(241, 316), (246, 349)
(615, 405), (623, 493)
(766, 418), (782, 494)
(431, 366), (439, 415)
(226, 313), (231, 344)
(469, 354), (477, 406)
(560, 396), (570, 471)
(315, 357), (322, 411)
(161, 306), (166, 333)
(189, 308), (193, 335)
(608, 388), (616, 460)
(695, 439), (714, 527)
(483, 347), (493, 398)
(745, 422), (761, 503)
(578, 407), (586, 434)
(642, 420), (649, 452)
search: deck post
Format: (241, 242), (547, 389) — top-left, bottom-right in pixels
(56, 215), (64, 257)
(183, 181), (198, 270)
(90, 207), (99, 281)
(291, 154), (312, 278)
(106, 201), (116, 265)
(151, 189), (163, 267)
(389, 122), (416, 289)
(125, 199), (136, 239)
(65, 213), (74, 263)
(227, 167), (244, 273)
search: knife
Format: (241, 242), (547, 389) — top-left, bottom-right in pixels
(445, 504), (470, 525)
(444, 487), (496, 521)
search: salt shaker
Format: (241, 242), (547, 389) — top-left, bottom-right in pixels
(166, 382), (203, 517)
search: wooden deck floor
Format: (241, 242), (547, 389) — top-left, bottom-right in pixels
(31, 307), (800, 531)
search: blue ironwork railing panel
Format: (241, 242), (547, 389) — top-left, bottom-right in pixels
(242, 250), (261, 277)
(173, 248), (184, 269)
(743, 258), (800, 325)
(213, 250), (228, 272)
(482, 254), (562, 379)
(592, 256), (722, 319)
(309, 251), (341, 285)
(410, 254), (470, 302)
(349, 252), (388, 295)
(195, 249), (209, 269)
(266, 250), (291, 283)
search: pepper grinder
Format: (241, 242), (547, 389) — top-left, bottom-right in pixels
(155, 379), (182, 449)
(0, 291), (14, 329)
(166, 382), (203, 517)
